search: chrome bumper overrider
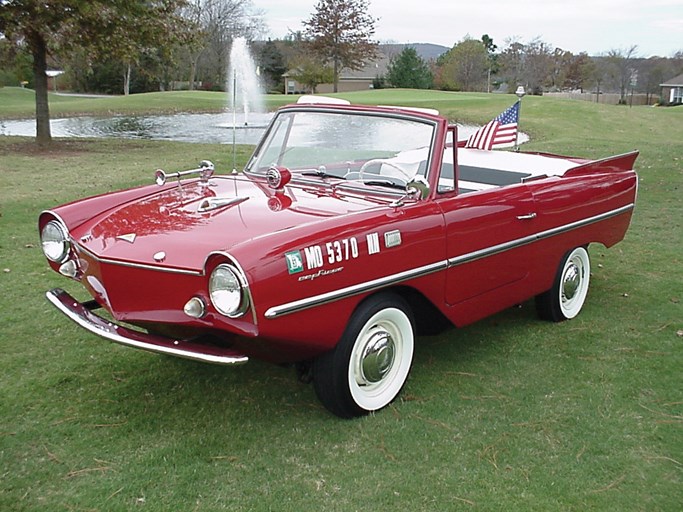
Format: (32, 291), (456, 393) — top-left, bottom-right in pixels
(46, 288), (249, 365)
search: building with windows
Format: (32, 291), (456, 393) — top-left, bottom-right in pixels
(660, 74), (683, 105)
(283, 54), (391, 95)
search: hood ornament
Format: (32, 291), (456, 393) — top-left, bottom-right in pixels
(197, 196), (248, 213)
(116, 233), (137, 243)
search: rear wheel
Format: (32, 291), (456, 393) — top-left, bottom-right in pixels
(312, 293), (415, 418)
(536, 246), (591, 322)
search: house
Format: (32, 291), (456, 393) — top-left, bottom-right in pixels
(281, 44), (447, 95)
(283, 53), (391, 94)
(660, 73), (683, 105)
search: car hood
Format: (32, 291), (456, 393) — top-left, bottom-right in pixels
(74, 175), (385, 271)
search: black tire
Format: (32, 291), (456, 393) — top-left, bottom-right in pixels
(536, 246), (591, 322)
(312, 293), (415, 418)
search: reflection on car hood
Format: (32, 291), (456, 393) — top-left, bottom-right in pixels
(74, 175), (383, 271)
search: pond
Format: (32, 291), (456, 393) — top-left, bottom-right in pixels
(0, 112), (527, 147)
(0, 112), (274, 145)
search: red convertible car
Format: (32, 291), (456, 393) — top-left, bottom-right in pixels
(40, 98), (638, 418)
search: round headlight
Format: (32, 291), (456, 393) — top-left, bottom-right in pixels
(209, 264), (248, 317)
(41, 220), (70, 263)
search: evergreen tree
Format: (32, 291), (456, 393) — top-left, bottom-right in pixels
(258, 40), (287, 93)
(386, 47), (433, 89)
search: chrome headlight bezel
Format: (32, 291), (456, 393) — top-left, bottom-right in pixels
(41, 220), (71, 263)
(209, 263), (249, 318)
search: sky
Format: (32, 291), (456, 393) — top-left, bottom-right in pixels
(254, 0), (683, 58)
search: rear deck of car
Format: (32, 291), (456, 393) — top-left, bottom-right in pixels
(448, 149), (588, 194)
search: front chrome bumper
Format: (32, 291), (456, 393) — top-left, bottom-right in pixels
(46, 288), (249, 365)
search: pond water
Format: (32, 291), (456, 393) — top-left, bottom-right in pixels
(0, 112), (274, 145)
(0, 112), (527, 146)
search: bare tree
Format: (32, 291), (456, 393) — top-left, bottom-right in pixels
(498, 37), (525, 90)
(303, 0), (378, 93)
(181, 0), (266, 90)
(606, 45), (639, 103)
(587, 57), (612, 101)
(523, 38), (554, 94)
(563, 53), (592, 92)
(672, 50), (683, 75)
(496, 37), (555, 95)
(548, 48), (574, 91)
(638, 57), (669, 104)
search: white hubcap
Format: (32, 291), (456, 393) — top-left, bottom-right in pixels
(560, 248), (590, 319)
(348, 308), (414, 411)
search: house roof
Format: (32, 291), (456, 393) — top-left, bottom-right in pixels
(660, 73), (683, 87)
(339, 53), (391, 80)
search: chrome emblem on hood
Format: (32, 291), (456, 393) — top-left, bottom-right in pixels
(116, 233), (137, 243)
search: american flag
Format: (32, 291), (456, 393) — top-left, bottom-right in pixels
(465, 101), (520, 150)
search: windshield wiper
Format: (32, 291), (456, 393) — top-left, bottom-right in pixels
(301, 168), (334, 178)
(362, 179), (407, 190)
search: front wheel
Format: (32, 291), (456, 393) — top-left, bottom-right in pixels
(536, 246), (591, 322)
(312, 293), (415, 418)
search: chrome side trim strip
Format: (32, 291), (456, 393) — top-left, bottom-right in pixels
(264, 260), (448, 318)
(266, 203), (635, 319)
(448, 203), (634, 267)
(535, 203), (634, 241)
(47, 288), (248, 365)
(448, 233), (538, 266)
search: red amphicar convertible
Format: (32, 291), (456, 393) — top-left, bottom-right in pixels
(40, 98), (638, 417)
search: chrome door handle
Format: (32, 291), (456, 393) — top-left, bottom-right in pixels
(517, 213), (537, 220)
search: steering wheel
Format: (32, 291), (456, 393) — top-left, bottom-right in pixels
(358, 158), (412, 182)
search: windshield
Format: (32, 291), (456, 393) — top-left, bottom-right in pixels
(246, 110), (436, 186)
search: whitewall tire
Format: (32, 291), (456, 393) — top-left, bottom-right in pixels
(312, 293), (415, 418)
(537, 246), (591, 322)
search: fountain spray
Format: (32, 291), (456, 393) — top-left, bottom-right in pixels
(227, 37), (265, 174)
(227, 37), (264, 128)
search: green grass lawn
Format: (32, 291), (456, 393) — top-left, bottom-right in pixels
(0, 90), (681, 511)
(0, 86), (291, 119)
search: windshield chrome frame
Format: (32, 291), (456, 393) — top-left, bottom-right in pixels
(244, 106), (439, 197)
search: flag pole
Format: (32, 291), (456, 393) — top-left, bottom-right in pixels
(514, 85), (525, 152)
(232, 70), (237, 173)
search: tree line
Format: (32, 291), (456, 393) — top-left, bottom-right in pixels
(2, 0), (682, 144)
(426, 37), (682, 105)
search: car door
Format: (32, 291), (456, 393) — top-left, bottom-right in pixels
(438, 183), (537, 310)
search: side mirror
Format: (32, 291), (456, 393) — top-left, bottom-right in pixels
(406, 175), (430, 200)
(390, 175), (431, 208)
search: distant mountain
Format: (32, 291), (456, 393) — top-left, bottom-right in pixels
(380, 43), (450, 61)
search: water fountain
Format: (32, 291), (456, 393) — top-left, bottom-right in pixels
(226, 36), (267, 127)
